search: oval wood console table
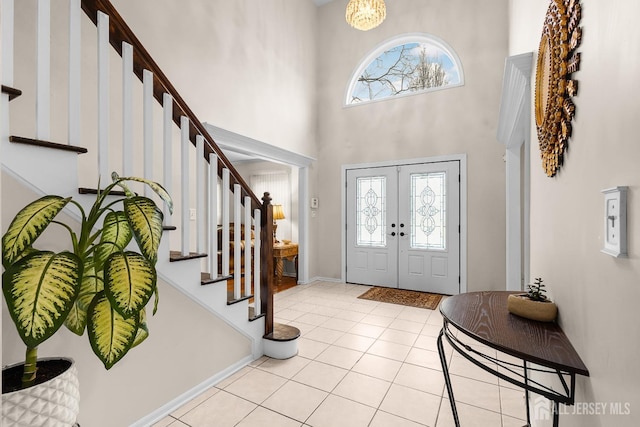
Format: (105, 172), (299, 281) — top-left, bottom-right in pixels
(437, 291), (589, 427)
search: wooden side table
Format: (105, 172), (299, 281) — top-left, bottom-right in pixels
(273, 242), (298, 282)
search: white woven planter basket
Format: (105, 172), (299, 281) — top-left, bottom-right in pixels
(2, 358), (80, 427)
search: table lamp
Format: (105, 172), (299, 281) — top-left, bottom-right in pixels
(272, 204), (285, 243)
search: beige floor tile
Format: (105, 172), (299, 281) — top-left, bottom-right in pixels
(369, 410), (426, 427)
(304, 326), (345, 344)
(333, 332), (376, 352)
(312, 305), (342, 317)
(500, 387), (527, 420)
(413, 334), (438, 352)
(333, 309), (367, 322)
(379, 383), (441, 426)
(448, 354), (499, 384)
(394, 363), (445, 397)
(436, 399), (502, 427)
(351, 353), (402, 382)
(276, 308), (306, 321)
(367, 339), (412, 361)
(297, 337), (330, 359)
(347, 301), (379, 314)
(306, 394), (376, 427)
(214, 366), (253, 389)
(151, 416), (176, 427)
(448, 375), (501, 413)
(235, 406), (302, 427)
(292, 360), (348, 392)
(286, 321), (317, 336)
(321, 317), (358, 332)
(349, 322), (386, 339)
(257, 356), (310, 379)
(388, 318), (425, 334)
(397, 307), (432, 324)
(249, 356), (269, 367)
(361, 313), (395, 327)
(420, 323), (443, 337)
(224, 368), (287, 404)
(170, 386), (219, 418)
(261, 381), (328, 423)
(378, 328), (418, 346)
(333, 371), (391, 408)
(295, 312), (332, 326)
(315, 345), (364, 370)
(405, 347), (444, 371)
(179, 390), (256, 427)
(502, 413), (529, 427)
(370, 303), (404, 318)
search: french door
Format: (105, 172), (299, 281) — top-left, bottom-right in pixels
(346, 161), (460, 295)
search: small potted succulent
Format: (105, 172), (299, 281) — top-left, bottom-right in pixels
(507, 277), (558, 322)
(2, 172), (172, 426)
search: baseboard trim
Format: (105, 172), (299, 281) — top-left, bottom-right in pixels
(130, 354), (255, 427)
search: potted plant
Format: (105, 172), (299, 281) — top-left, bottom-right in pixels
(507, 277), (558, 322)
(2, 172), (172, 426)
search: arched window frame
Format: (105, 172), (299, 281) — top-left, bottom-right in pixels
(345, 33), (465, 106)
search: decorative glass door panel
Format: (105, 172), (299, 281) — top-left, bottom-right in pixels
(356, 176), (386, 247)
(410, 172), (446, 250)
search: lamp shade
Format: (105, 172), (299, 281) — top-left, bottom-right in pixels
(345, 0), (386, 31)
(272, 204), (285, 221)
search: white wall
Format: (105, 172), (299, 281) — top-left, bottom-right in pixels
(315, 0), (509, 288)
(510, 1), (640, 426)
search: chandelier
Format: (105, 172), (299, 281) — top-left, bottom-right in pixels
(345, 0), (386, 31)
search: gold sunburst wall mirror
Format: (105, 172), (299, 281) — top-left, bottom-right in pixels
(535, 0), (583, 177)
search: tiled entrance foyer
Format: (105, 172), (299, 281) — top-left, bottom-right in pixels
(153, 281), (527, 426)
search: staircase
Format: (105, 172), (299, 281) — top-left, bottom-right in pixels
(1, 0), (299, 423)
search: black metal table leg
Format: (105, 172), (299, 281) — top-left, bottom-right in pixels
(438, 327), (460, 427)
(524, 360), (531, 426)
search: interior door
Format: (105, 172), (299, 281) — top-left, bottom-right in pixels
(398, 162), (460, 295)
(346, 161), (460, 294)
(346, 166), (398, 287)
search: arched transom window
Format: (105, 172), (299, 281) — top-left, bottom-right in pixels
(346, 33), (464, 105)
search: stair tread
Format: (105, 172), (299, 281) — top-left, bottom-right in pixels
(227, 290), (253, 305)
(2, 85), (22, 101)
(200, 272), (232, 285)
(264, 323), (301, 342)
(169, 251), (208, 262)
(78, 187), (127, 196)
(10, 135), (87, 154)
(248, 306), (266, 322)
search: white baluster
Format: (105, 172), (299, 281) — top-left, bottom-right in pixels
(143, 69), (153, 196)
(244, 196), (252, 297)
(253, 208), (261, 316)
(122, 42), (133, 176)
(162, 93), (173, 226)
(233, 183), (241, 300)
(222, 169), (230, 277)
(36, 0), (50, 140)
(97, 11), (109, 182)
(2, 0), (15, 85)
(208, 154), (219, 277)
(180, 116), (190, 257)
(68, 0), (80, 147)
(196, 135), (205, 253)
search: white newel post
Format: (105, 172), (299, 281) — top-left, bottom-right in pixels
(253, 209), (261, 315)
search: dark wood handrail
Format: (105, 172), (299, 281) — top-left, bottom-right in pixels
(80, 0), (261, 210)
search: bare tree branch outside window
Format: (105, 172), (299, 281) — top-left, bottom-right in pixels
(350, 42), (460, 104)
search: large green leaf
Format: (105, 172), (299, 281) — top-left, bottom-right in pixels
(2, 251), (82, 348)
(124, 197), (164, 264)
(87, 292), (139, 369)
(113, 174), (173, 214)
(132, 309), (149, 348)
(104, 251), (156, 318)
(65, 262), (104, 336)
(94, 211), (132, 270)
(2, 196), (70, 267)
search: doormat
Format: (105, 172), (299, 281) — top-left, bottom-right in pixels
(357, 287), (444, 310)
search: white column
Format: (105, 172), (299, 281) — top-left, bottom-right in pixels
(122, 42), (133, 176)
(143, 69), (153, 195)
(97, 11), (109, 182)
(221, 169), (230, 276)
(233, 184), (241, 300)
(244, 196), (252, 297)
(162, 93), (173, 225)
(36, 0), (51, 140)
(253, 208), (261, 315)
(208, 154), (219, 277)
(196, 135), (205, 253)
(180, 116), (190, 256)
(68, 0), (80, 146)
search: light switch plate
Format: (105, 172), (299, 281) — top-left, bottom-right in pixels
(601, 186), (628, 257)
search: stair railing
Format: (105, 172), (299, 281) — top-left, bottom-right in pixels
(1, 0), (275, 334)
